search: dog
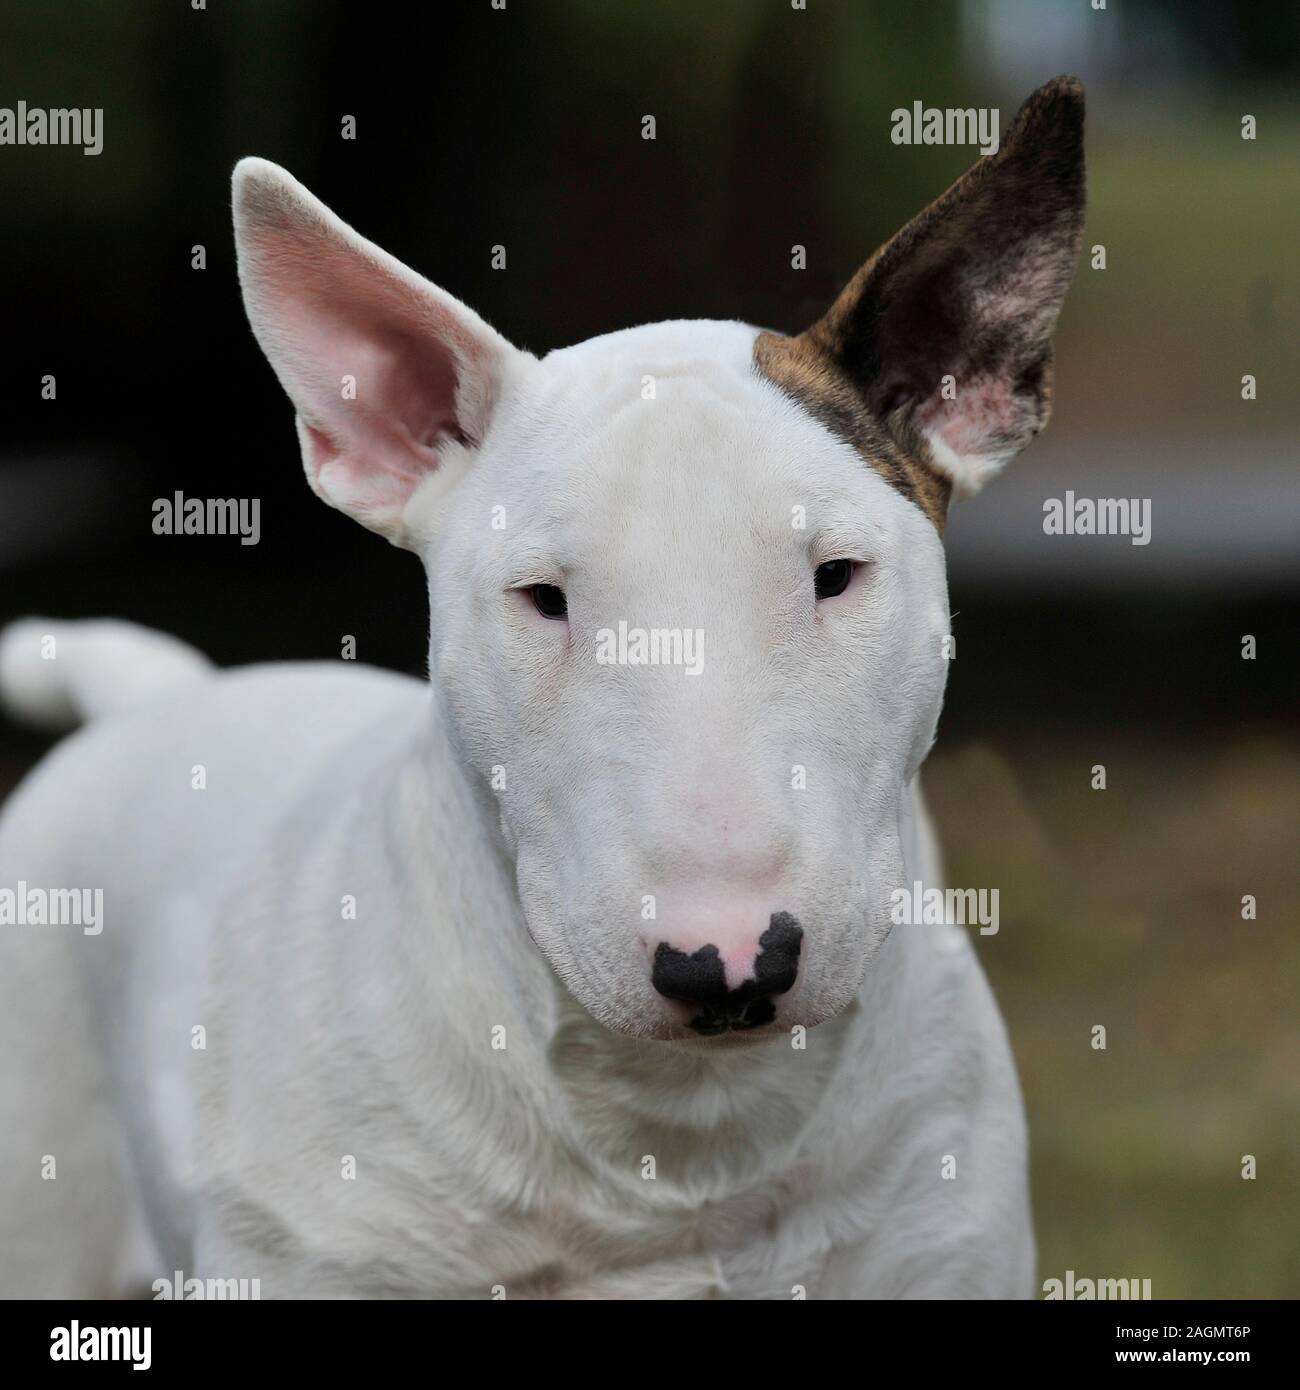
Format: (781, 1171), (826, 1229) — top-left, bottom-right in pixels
(0, 76), (1084, 1299)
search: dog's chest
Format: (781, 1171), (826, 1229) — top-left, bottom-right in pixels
(267, 1029), (846, 1298)
(432, 1036), (849, 1298)
(394, 1146), (832, 1300)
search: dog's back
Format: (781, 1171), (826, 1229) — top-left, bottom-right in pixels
(0, 622), (428, 1296)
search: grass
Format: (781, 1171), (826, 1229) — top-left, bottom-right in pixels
(926, 734), (1300, 1298)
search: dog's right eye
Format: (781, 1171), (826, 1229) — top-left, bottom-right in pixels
(814, 559), (855, 600)
(530, 584), (568, 620)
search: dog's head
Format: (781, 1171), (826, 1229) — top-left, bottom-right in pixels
(233, 77), (1084, 1041)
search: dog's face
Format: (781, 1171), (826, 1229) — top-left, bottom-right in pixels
(425, 323), (952, 1039)
(234, 77), (1084, 1041)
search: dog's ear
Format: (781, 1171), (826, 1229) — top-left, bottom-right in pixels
(233, 158), (522, 544)
(798, 76), (1085, 499)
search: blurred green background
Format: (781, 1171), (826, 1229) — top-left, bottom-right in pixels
(0, 0), (1296, 1297)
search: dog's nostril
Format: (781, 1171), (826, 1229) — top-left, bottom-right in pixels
(651, 942), (727, 1010)
(651, 913), (803, 1034)
(754, 912), (802, 996)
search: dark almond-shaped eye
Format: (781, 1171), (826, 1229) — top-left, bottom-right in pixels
(814, 559), (854, 600)
(530, 583), (568, 620)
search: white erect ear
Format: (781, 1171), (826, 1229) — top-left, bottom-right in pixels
(232, 158), (521, 544)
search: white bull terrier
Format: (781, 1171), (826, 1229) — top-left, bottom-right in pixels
(0, 77), (1085, 1299)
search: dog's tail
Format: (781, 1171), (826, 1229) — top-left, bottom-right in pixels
(0, 618), (213, 733)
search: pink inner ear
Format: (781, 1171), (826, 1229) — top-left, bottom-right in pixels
(248, 215), (481, 527)
(917, 372), (1024, 462)
(303, 423), (438, 522)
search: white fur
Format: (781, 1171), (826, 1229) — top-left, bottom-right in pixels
(0, 162), (1033, 1299)
(921, 428), (1012, 500)
(0, 618), (211, 731)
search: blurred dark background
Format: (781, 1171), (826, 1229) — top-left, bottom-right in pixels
(1, 0), (1296, 1296)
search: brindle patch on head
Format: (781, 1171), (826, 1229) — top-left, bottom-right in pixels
(753, 329), (952, 533)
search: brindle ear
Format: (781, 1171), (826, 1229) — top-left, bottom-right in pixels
(758, 76), (1085, 516)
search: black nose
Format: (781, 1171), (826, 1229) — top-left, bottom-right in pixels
(651, 913), (803, 1035)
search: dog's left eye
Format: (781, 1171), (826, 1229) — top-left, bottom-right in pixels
(814, 559), (855, 600)
(530, 584), (568, 620)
